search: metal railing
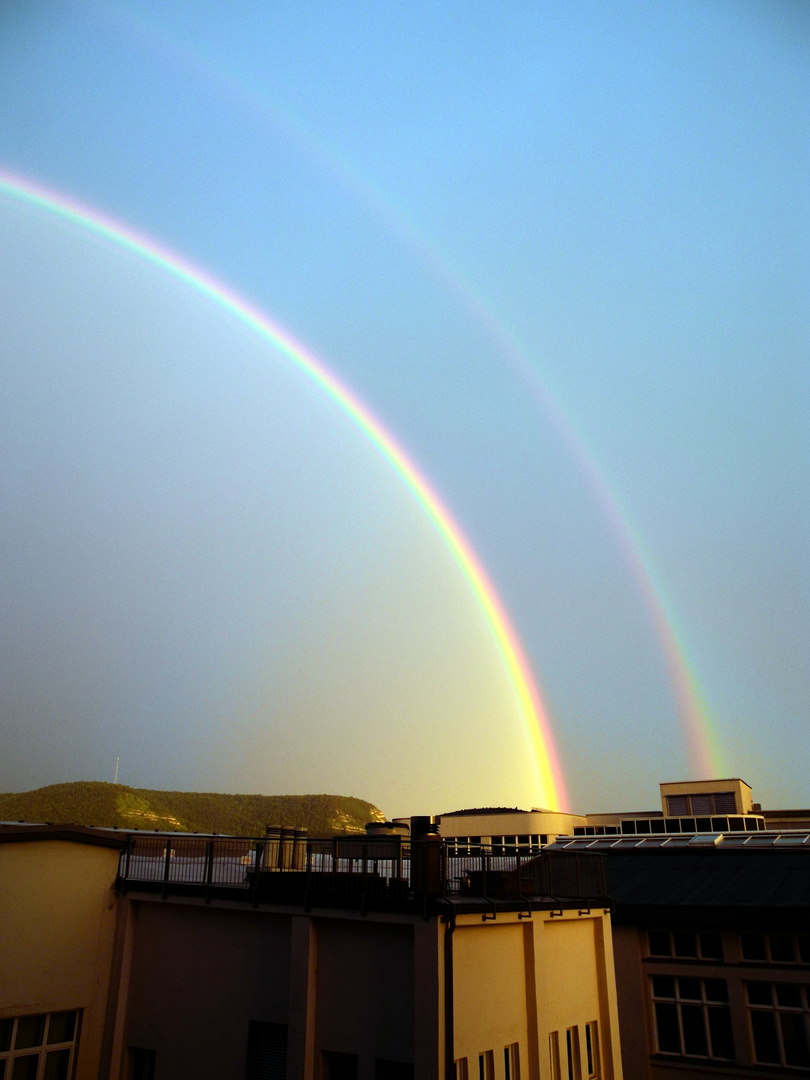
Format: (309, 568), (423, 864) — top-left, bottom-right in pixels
(117, 834), (607, 908)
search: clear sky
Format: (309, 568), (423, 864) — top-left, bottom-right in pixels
(0, 1), (807, 816)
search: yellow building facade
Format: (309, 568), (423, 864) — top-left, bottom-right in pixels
(0, 823), (624, 1080)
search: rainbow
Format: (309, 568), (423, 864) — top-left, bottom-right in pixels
(99, 13), (724, 778)
(0, 167), (567, 811)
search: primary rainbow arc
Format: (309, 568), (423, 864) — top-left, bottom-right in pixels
(0, 167), (567, 811)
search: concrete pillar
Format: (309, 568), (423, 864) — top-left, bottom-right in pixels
(287, 915), (318, 1080)
(99, 895), (136, 1080)
(522, 920), (541, 1080)
(413, 918), (442, 1080)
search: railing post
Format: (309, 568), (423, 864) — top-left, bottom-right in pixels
(161, 838), (172, 899)
(121, 837), (132, 895)
(204, 840), (214, 903)
(251, 839), (263, 908)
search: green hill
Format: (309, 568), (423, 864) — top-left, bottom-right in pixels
(0, 782), (386, 836)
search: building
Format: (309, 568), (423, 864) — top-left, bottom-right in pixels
(4, 776), (808, 1079)
(436, 778), (810, 1078)
(547, 778), (810, 1079)
(0, 819), (624, 1080)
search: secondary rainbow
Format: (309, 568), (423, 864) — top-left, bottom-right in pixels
(0, 167), (567, 811)
(99, 10), (724, 777)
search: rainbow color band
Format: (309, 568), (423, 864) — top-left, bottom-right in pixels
(0, 167), (567, 811)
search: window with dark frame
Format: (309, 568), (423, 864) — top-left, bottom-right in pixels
(128, 1046), (156, 1080)
(650, 976), (734, 1061)
(477, 1049), (494, 1080)
(746, 982), (810, 1069)
(246, 1021), (287, 1080)
(374, 1060), (414, 1080)
(647, 930), (723, 961)
(321, 1050), (359, 1080)
(741, 932), (810, 966)
(503, 1042), (520, 1080)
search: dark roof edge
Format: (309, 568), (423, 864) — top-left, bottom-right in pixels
(0, 823), (127, 850)
(613, 903), (810, 929)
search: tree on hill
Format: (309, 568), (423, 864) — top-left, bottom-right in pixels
(0, 782), (385, 836)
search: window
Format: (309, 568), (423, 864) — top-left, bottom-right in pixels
(746, 983), (810, 1069)
(666, 792), (736, 816)
(477, 1050), (494, 1080)
(127, 1048), (156, 1080)
(0, 1012), (79, 1080)
(651, 976), (734, 1061)
(321, 1051), (358, 1080)
(584, 1022), (600, 1080)
(742, 933), (810, 965)
(246, 1022), (287, 1080)
(565, 1027), (581, 1080)
(549, 1032), (561, 1080)
(503, 1043), (520, 1080)
(374, 1061), (413, 1080)
(453, 1059), (468, 1080)
(647, 930), (723, 961)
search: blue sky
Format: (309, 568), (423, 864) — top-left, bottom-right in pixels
(0, 1), (807, 815)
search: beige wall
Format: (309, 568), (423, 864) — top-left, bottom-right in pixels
(0, 839), (121, 1080)
(659, 779), (753, 815)
(438, 811), (587, 841)
(452, 909), (623, 1080)
(453, 919), (529, 1070)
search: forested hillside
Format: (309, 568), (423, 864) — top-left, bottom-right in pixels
(0, 782), (385, 836)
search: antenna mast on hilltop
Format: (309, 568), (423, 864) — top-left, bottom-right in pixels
(114, 757), (119, 785)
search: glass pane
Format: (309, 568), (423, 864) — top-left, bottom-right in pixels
(704, 979), (728, 1003)
(799, 936), (810, 964)
(741, 934), (767, 961)
(681, 1004), (708, 1056)
(43, 1050), (71, 1080)
(0, 1058), (5, 1080)
(653, 1003), (679, 1054)
(747, 983), (772, 1006)
(678, 978), (702, 1001)
(699, 932), (723, 960)
(46, 1013), (76, 1046)
(780, 1013), (810, 1068)
(769, 935), (795, 963)
(776, 984), (802, 1009)
(707, 1007), (734, 1060)
(652, 976), (676, 999)
(751, 1011), (780, 1064)
(11, 1057), (40, 1080)
(14, 1017), (45, 1050)
(673, 933), (697, 958)
(648, 932), (670, 957)
(0, 1019), (13, 1052)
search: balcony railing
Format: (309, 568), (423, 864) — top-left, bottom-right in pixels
(117, 833), (608, 910)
